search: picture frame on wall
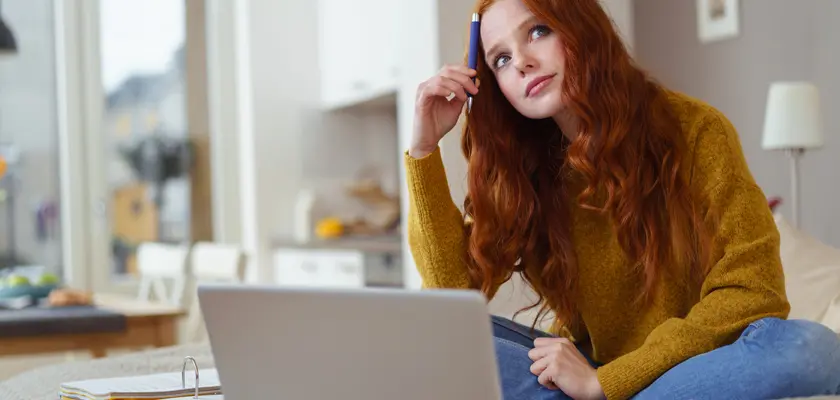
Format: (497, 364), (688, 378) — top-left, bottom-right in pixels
(697, 0), (740, 43)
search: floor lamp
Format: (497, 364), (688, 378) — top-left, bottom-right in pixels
(761, 82), (824, 229)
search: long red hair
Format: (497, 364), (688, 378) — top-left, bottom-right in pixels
(462, 0), (714, 329)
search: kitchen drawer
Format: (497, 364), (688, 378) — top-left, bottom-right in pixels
(274, 249), (364, 288)
(323, 252), (365, 288)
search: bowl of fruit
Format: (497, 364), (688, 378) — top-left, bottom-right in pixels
(0, 270), (61, 300)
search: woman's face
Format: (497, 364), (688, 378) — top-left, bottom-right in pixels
(481, 0), (567, 119)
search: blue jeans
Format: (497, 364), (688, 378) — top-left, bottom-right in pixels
(492, 315), (840, 399)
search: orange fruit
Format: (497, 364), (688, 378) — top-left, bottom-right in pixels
(0, 156), (6, 179)
(315, 217), (344, 239)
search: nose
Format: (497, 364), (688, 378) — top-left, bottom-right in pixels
(512, 49), (538, 74)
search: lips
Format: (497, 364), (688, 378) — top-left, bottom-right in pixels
(525, 74), (556, 97)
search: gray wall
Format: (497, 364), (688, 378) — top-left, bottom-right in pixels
(634, 0), (840, 247)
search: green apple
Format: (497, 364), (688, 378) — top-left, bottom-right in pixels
(6, 274), (31, 287)
(37, 273), (60, 286)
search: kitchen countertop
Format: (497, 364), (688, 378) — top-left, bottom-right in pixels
(272, 234), (402, 254)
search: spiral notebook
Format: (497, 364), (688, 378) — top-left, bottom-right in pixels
(59, 357), (222, 400)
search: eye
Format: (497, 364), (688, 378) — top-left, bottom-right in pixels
(529, 24), (551, 41)
(493, 54), (511, 69)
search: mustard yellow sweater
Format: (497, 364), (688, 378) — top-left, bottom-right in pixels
(404, 91), (790, 400)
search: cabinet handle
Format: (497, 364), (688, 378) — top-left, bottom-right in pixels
(338, 263), (357, 274)
(300, 261), (318, 273)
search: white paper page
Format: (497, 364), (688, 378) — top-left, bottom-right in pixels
(61, 395), (222, 400)
(61, 369), (220, 397)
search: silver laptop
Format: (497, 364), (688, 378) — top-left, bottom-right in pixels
(198, 284), (502, 400)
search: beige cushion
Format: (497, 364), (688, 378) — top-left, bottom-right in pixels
(775, 214), (840, 331)
(820, 296), (840, 333)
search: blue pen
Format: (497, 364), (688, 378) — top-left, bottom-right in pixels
(467, 12), (480, 113)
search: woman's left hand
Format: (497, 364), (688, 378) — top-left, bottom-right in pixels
(528, 337), (606, 400)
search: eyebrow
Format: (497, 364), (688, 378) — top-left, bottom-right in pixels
(483, 15), (539, 61)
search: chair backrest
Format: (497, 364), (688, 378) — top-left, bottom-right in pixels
(190, 242), (247, 282)
(136, 242), (190, 306)
(185, 242), (247, 343)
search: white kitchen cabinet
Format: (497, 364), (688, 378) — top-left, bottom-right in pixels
(317, 0), (399, 110)
(273, 249), (366, 288)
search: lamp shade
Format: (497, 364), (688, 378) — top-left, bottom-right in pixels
(761, 82), (824, 150)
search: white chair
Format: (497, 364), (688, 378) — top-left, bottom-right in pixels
(136, 242), (191, 306)
(184, 242), (247, 343)
(190, 242), (247, 282)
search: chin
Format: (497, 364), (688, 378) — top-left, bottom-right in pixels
(513, 92), (565, 120)
(516, 101), (564, 120)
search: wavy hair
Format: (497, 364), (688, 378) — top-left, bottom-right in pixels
(461, 0), (714, 330)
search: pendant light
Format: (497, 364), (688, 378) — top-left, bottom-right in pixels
(0, 0), (18, 55)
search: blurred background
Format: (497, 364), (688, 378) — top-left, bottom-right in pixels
(0, 0), (837, 384)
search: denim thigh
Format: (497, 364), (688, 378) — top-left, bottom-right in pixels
(633, 317), (840, 399)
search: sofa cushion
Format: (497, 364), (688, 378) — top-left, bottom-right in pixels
(820, 295), (840, 333)
(775, 214), (840, 331)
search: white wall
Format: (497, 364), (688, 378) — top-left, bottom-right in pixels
(206, 0), (243, 247)
(601, 0), (634, 54)
(226, 0), (400, 281)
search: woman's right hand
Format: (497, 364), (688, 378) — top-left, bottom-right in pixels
(409, 65), (479, 158)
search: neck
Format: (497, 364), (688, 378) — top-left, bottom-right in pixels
(552, 110), (579, 141)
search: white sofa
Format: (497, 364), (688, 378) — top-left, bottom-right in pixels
(775, 214), (840, 331)
(489, 213), (840, 334)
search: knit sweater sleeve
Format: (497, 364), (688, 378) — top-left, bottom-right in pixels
(595, 111), (791, 400)
(404, 147), (477, 291)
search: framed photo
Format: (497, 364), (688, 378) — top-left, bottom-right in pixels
(697, 0), (740, 43)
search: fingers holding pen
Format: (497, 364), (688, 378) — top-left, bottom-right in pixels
(438, 65), (479, 95)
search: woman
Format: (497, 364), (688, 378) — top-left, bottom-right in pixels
(405, 0), (840, 399)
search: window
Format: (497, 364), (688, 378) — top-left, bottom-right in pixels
(99, 0), (190, 276)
